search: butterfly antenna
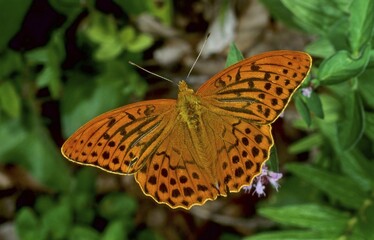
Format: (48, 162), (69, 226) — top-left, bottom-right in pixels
(129, 61), (177, 86)
(186, 33), (210, 80)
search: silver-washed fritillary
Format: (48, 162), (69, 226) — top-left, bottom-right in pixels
(61, 50), (312, 209)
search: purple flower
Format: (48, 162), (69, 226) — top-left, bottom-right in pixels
(243, 165), (283, 197)
(301, 87), (313, 98)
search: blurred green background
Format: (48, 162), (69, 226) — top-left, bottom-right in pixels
(1, 0), (374, 239)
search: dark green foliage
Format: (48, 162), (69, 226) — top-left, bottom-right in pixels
(246, 0), (374, 239)
(2, 0), (374, 239)
(0, 0), (169, 239)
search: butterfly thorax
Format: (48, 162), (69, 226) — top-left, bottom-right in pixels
(177, 81), (201, 127)
(176, 80), (218, 182)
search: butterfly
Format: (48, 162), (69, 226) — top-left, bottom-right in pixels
(61, 50), (312, 209)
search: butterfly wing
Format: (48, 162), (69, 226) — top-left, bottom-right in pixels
(61, 99), (177, 174)
(134, 107), (273, 209)
(135, 118), (220, 209)
(197, 50), (312, 124)
(202, 112), (273, 196)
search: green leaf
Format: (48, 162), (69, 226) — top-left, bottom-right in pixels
(84, 11), (125, 61)
(258, 204), (349, 232)
(127, 34), (154, 53)
(70, 169), (96, 224)
(0, 81), (21, 118)
(26, 47), (49, 63)
(148, 0), (173, 25)
(48, 0), (83, 19)
(28, 130), (71, 191)
(354, 202), (374, 238)
(137, 229), (164, 240)
(316, 120), (341, 153)
(267, 146), (279, 172)
(326, 17), (350, 51)
(220, 233), (241, 240)
(35, 195), (55, 215)
(102, 220), (127, 240)
(69, 226), (100, 240)
(270, 175), (321, 206)
(26, 32), (64, 98)
(113, 0), (150, 15)
(339, 150), (374, 191)
(71, 192), (95, 224)
(74, 168), (97, 193)
(287, 164), (366, 209)
(358, 68), (374, 109)
(337, 90), (365, 150)
(0, 50), (22, 78)
(49, 30), (66, 65)
(41, 200), (72, 239)
(305, 37), (335, 59)
(225, 43), (244, 67)
(294, 95), (311, 126)
(85, 11), (117, 44)
(245, 230), (337, 240)
(1, 124), (71, 191)
(288, 133), (324, 154)
(15, 208), (42, 240)
(280, 0), (343, 34)
(36, 65), (61, 99)
(260, 0), (302, 30)
(0, 119), (27, 157)
(318, 94), (340, 122)
(349, 0), (374, 53)
(365, 112), (374, 142)
(368, 50), (374, 68)
(61, 60), (146, 137)
(119, 26), (136, 43)
(305, 91), (324, 118)
(319, 46), (371, 85)
(0, 0), (32, 51)
(94, 37), (123, 61)
(99, 193), (138, 220)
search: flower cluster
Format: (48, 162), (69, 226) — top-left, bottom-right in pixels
(243, 165), (283, 197)
(301, 86), (313, 98)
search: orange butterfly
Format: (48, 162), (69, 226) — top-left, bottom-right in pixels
(61, 50), (312, 209)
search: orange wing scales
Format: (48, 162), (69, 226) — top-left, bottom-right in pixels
(214, 116), (272, 193)
(198, 50), (311, 124)
(61, 50), (312, 209)
(62, 100), (177, 174)
(135, 120), (218, 208)
(135, 110), (273, 209)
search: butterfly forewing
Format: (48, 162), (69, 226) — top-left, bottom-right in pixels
(197, 50), (312, 124)
(61, 99), (177, 174)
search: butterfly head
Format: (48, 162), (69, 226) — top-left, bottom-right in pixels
(178, 80), (194, 95)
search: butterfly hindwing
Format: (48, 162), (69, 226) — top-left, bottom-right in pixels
(211, 115), (273, 193)
(135, 103), (273, 209)
(135, 119), (220, 209)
